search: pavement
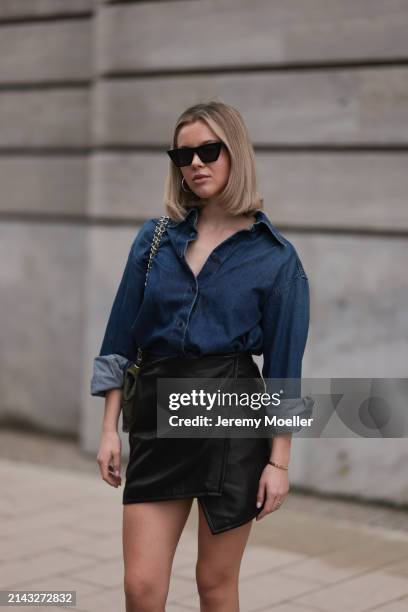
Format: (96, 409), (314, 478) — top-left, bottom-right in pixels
(0, 428), (408, 611)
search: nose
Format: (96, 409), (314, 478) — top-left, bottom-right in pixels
(191, 151), (203, 166)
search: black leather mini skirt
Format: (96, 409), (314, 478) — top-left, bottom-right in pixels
(122, 351), (271, 535)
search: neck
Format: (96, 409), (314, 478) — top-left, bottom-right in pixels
(195, 200), (256, 231)
(197, 199), (232, 226)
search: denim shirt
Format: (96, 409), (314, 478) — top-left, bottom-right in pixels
(90, 206), (310, 400)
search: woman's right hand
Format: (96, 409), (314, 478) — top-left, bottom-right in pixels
(97, 430), (122, 488)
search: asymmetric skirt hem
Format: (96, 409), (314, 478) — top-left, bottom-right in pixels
(123, 492), (262, 536)
(199, 502), (262, 535)
(122, 490), (223, 504)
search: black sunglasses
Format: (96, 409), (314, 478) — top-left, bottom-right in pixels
(166, 141), (224, 167)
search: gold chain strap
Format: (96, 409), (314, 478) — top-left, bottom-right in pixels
(145, 216), (171, 286)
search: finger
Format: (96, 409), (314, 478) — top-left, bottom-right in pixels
(256, 481), (266, 510)
(270, 496), (283, 512)
(108, 449), (121, 481)
(102, 462), (120, 487)
(112, 452), (121, 478)
(273, 497), (284, 510)
(108, 464), (122, 485)
(256, 492), (272, 520)
(257, 493), (277, 520)
(97, 453), (120, 488)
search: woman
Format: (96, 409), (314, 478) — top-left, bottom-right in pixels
(91, 101), (310, 612)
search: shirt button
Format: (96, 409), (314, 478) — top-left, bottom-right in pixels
(177, 319), (184, 328)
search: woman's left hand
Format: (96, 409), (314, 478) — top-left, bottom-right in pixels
(255, 464), (289, 521)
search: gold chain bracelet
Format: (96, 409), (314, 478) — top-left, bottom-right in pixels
(268, 460), (288, 471)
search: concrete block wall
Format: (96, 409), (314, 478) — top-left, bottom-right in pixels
(0, 1), (93, 436)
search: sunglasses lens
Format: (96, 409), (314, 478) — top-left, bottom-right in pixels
(167, 148), (193, 167)
(198, 142), (222, 163)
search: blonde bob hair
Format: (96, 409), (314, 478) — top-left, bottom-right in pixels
(164, 100), (264, 222)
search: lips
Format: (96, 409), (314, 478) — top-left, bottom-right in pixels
(193, 175), (210, 182)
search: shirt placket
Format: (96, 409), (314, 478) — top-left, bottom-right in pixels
(181, 232), (249, 356)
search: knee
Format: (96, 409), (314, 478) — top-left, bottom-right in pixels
(124, 570), (166, 611)
(196, 561), (238, 606)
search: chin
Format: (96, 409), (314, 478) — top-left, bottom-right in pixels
(195, 187), (218, 197)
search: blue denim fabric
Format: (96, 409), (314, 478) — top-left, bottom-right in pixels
(90, 206), (310, 401)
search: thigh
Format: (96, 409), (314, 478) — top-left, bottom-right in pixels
(123, 498), (194, 580)
(197, 501), (253, 577)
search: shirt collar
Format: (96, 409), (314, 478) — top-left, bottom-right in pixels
(167, 206), (286, 247)
(167, 206), (199, 228)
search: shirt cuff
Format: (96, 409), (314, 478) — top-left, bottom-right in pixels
(265, 396), (315, 433)
(90, 354), (131, 398)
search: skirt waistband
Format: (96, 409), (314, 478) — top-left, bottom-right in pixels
(139, 350), (253, 368)
(135, 350), (262, 387)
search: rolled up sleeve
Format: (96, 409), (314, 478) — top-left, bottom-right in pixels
(90, 219), (156, 398)
(90, 354), (130, 398)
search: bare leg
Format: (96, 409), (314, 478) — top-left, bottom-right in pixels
(123, 498), (194, 612)
(196, 502), (253, 612)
